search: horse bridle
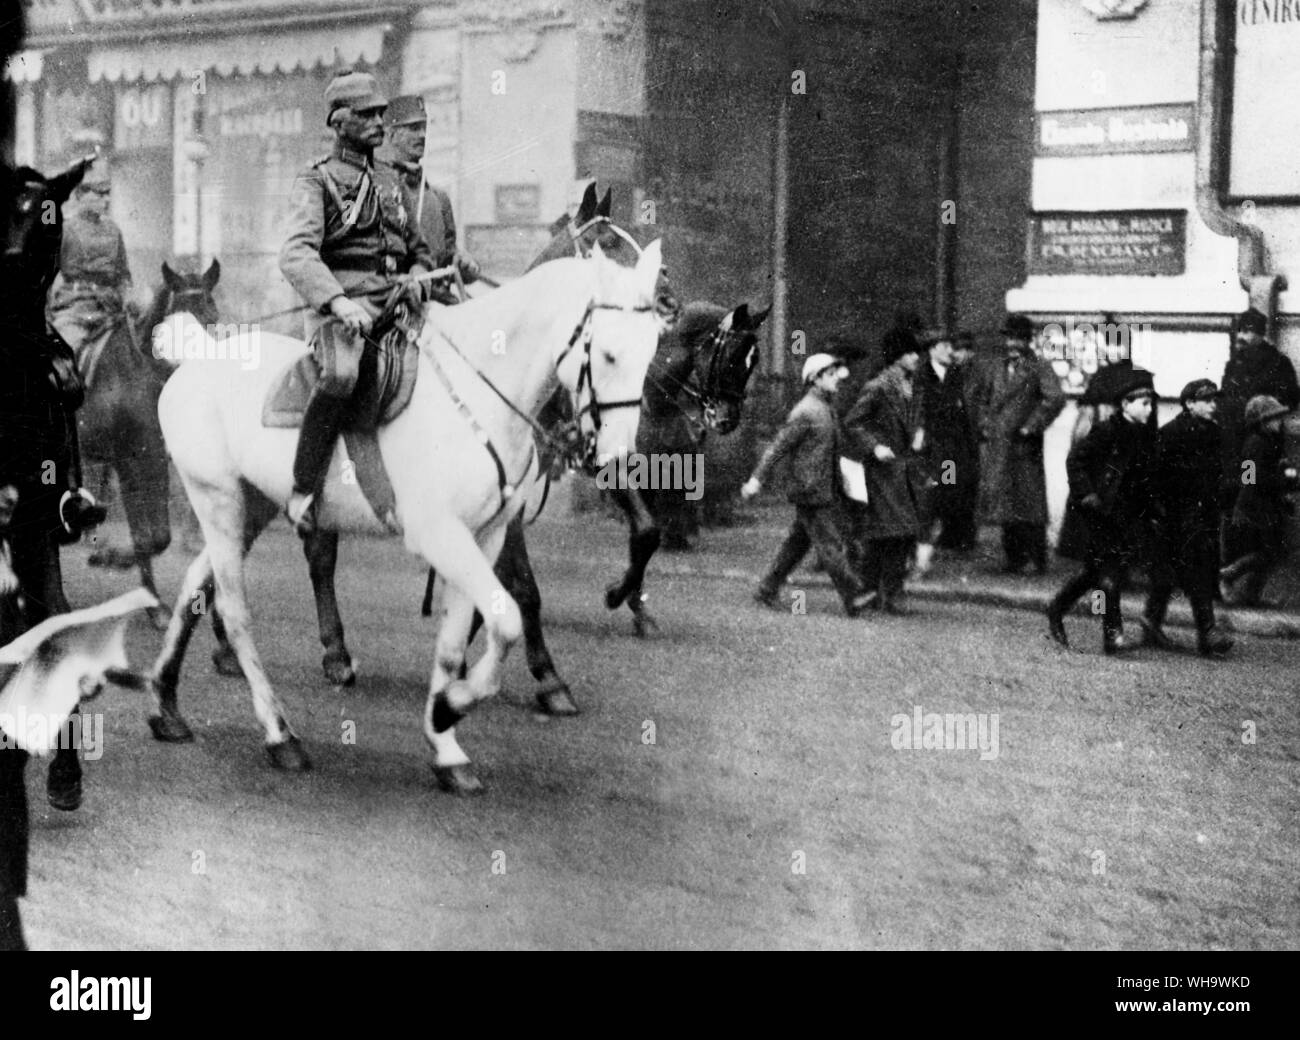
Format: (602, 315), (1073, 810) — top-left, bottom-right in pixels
(422, 287), (656, 513)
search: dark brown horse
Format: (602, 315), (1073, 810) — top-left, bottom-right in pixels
(80, 260), (220, 626)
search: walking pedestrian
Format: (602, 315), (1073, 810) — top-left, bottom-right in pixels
(915, 326), (979, 571)
(742, 354), (875, 616)
(844, 328), (929, 613)
(977, 313), (1066, 574)
(1219, 394), (1299, 607)
(1047, 369), (1159, 653)
(1141, 380), (1233, 656)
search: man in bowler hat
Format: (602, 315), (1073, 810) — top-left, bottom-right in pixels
(977, 313), (1066, 574)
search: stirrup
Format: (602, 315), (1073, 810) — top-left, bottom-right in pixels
(286, 491), (316, 538)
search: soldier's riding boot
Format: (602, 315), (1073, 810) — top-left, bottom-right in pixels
(1192, 598), (1233, 657)
(288, 391), (349, 537)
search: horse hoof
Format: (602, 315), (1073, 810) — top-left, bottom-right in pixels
(267, 737), (312, 772)
(148, 708), (194, 743)
(604, 582), (627, 610)
(211, 646), (243, 678)
(322, 655), (356, 687)
(432, 764), (484, 795)
(535, 684), (580, 717)
(147, 605), (171, 631)
(632, 612), (659, 638)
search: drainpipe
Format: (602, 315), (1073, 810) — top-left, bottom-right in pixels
(1196, 0), (1286, 333)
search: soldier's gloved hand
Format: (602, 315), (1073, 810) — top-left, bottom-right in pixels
(455, 250), (481, 282)
(399, 273), (427, 312)
(329, 296), (373, 335)
(740, 477), (761, 500)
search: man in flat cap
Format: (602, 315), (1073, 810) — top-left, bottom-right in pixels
(381, 94), (479, 292)
(280, 69), (435, 536)
(1142, 380), (1233, 656)
(1218, 307), (1299, 563)
(977, 313), (1066, 575)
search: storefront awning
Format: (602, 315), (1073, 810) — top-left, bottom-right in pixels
(4, 50), (45, 85)
(88, 24), (387, 83)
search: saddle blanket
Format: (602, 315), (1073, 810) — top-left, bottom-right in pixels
(262, 329), (420, 534)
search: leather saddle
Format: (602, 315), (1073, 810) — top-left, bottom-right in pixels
(262, 320), (422, 534)
(262, 322), (419, 431)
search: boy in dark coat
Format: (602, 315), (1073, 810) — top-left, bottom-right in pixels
(1047, 369), (1159, 653)
(743, 355), (874, 616)
(1220, 395), (1299, 607)
(844, 329), (930, 613)
(1141, 380), (1233, 656)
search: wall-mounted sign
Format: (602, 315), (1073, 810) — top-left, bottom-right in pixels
(465, 225), (554, 280)
(114, 83), (171, 150)
(495, 184), (541, 224)
(1036, 103), (1196, 157)
(1028, 210), (1186, 276)
(1230, 2), (1300, 198)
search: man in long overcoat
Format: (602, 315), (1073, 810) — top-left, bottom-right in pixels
(844, 328), (929, 613)
(977, 313), (1066, 573)
(916, 327), (979, 556)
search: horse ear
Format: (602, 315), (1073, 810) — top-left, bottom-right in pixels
(161, 262), (181, 291)
(576, 182), (598, 223)
(202, 258), (221, 291)
(596, 187), (612, 218)
(746, 304), (772, 329)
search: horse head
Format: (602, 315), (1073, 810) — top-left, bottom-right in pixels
(159, 259), (221, 326)
(145, 260), (220, 374)
(697, 303), (770, 434)
(557, 239), (664, 473)
(533, 182), (680, 329)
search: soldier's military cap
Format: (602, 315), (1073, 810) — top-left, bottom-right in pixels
(384, 95), (427, 128)
(324, 68), (387, 113)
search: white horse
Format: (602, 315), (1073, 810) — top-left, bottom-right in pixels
(146, 242), (664, 793)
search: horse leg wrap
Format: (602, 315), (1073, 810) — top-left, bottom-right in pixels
(432, 690), (466, 734)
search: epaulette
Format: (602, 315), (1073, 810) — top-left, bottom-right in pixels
(308, 154), (334, 169)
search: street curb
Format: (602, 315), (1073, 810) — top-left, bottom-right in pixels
(594, 553), (1300, 641)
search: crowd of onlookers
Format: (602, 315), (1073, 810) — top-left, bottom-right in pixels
(743, 307), (1300, 654)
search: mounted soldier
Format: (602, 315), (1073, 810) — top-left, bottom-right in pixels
(279, 69), (435, 537)
(381, 93), (479, 301)
(46, 157), (133, 381)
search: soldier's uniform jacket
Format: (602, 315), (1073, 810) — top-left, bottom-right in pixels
(390, 158), (457, 268)
(279, 141), (433, 316)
